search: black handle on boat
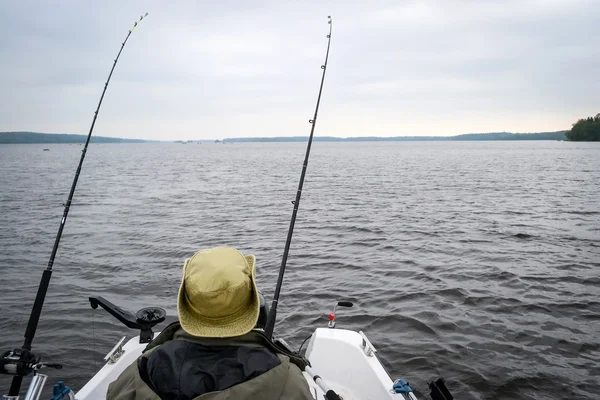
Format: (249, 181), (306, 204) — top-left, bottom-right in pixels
(89, 296), (166, 343)
(6, 14), (149, 396)
(89, 296), (166, 329)
(264, 15), (333, 339)
(429, 378), (454, 400)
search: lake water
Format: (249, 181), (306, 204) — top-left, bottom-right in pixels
(1, 141), (599, 399)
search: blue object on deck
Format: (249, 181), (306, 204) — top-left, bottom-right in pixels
(51, 381), (72, 400)
(393, 378), (413, 394)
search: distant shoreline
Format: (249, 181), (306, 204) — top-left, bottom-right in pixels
(221, 131), (567, 142)
(1, 130), (567, 144)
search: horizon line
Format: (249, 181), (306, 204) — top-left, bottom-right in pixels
(1, 129), (570, 142)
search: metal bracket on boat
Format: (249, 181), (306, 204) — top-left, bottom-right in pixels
(358, 331), (377, 357)
(328, 301), (353, 329)
(104, 336), (126, 364)
(23, 373), (47, 400)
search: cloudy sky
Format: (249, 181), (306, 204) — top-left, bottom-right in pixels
(1, 0), (598, 140)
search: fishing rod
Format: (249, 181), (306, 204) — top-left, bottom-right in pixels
(264, 16), (333, 339)
(1, 13), (149, 397)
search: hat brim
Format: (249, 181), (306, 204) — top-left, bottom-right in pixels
(177, 254), (260, 338)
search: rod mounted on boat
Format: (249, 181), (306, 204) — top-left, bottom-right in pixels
(305, 366), (342, 400)
(1, 13), (149, 397)
(264, 15), (333, 339)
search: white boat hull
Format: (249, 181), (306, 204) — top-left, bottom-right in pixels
(304, 328), (409, 399)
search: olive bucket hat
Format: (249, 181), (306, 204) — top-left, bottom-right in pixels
(177, 246), (260, 338)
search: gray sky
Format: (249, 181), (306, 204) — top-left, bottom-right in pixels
(1, 0), (598, 140)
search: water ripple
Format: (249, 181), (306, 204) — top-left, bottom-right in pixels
(1, 141), (599, 400)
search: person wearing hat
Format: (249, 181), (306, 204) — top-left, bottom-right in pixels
(107, 246), (314, 400)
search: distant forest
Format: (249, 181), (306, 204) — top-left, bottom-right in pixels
(566, 114), (600, 141)
(0, 130), (568, 144)
(0, 132), (148, 144)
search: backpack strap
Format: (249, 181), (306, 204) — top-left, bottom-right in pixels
(252, 330), (311, 371)
(143, 321), (311, 370)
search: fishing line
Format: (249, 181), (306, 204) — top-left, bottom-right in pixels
(92, 310), (97, 371)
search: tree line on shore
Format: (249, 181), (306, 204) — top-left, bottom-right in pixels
(566, 114), (600, 141)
